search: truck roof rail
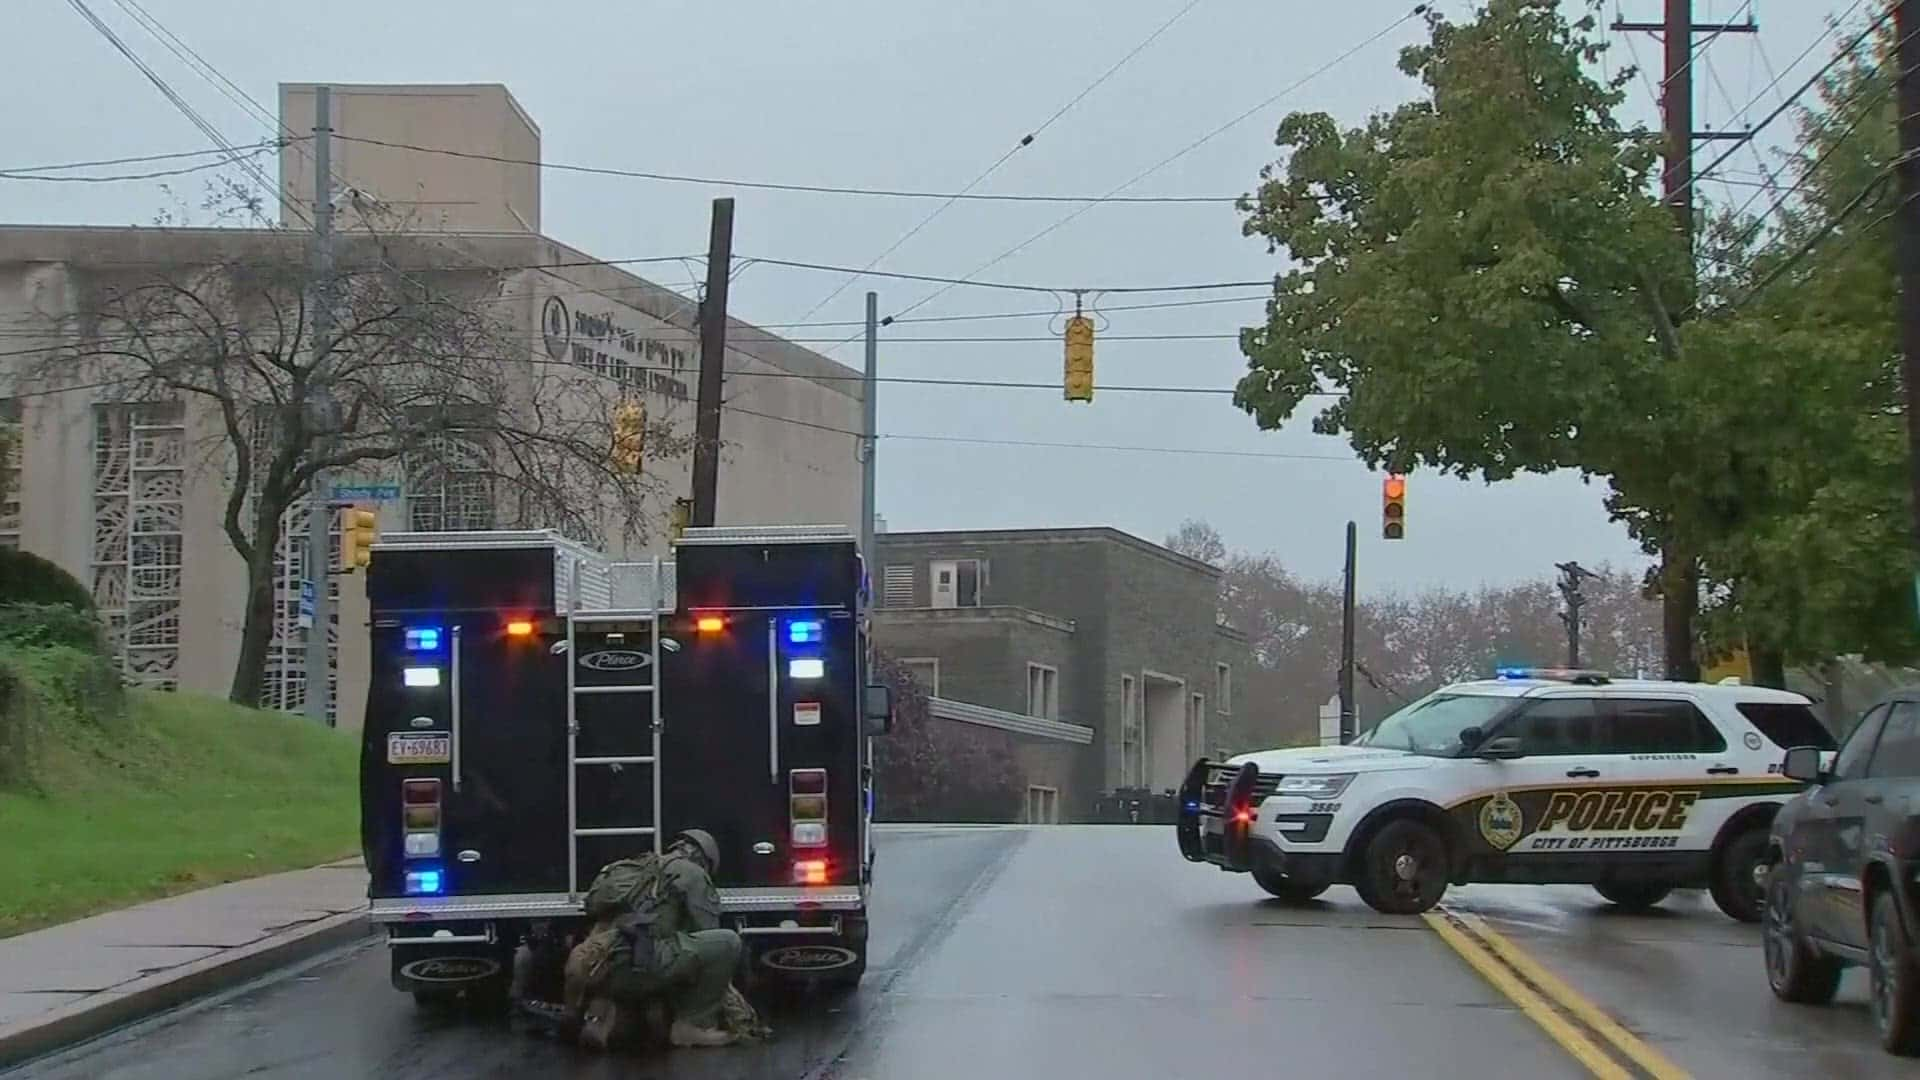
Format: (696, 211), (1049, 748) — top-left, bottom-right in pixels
(676, 525), (857, 546)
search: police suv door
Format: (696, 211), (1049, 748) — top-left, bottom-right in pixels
(1596, 695), (1747, 862)
(1465, 696), (1609, 864)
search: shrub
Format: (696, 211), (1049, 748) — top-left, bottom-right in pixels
(0, 603), (105, 653)
(0, 549), (93, 611)
(0, 643), (125, 789)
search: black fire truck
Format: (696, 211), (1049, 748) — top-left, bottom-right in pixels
(358, 525), (891, 1005)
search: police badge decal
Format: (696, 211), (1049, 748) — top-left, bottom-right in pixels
(1478, 791), (1524, 851)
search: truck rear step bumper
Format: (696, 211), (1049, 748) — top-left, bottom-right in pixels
(370, 885), (868, 924)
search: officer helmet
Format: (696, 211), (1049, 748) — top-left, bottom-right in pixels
(673, 828), (720, 872)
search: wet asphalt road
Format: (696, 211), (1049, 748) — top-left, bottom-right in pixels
(1452, 884), (1913, 1078)
(19, 827), (1898, 1078)
(10, 826), (1575, 1080)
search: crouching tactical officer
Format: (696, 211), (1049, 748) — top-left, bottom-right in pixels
(581, 828), (743, 1050)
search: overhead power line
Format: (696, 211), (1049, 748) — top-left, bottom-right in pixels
(0, 141), (298, 175)
(0, 143), (279, 183)
(742, 255), (1269, 295)
(873, 3), (1432, 331)
(788, 0), (1207, 323)
(1675, 1), (1889, 207)
(63, 0), (302, 227)
(329, 134), (1237, 205)
(881, 432), (1356, 462)
(752, 291), (1272, 329)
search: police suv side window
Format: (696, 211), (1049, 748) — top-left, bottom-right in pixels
(1504, 697), (1603, 755)
(1832, 705), (1889, 782)
(1597, 699), (1727, 755)
(1865, 702), (1920, 779)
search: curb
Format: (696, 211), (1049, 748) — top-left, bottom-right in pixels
(0, 910), (375, 1070)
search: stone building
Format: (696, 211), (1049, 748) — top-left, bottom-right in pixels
(0, 84), (860, 728)
(871, 527), (1253, 821)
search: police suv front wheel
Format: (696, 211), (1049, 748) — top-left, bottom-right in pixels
(1592, 881), (1672, 912)
(1251, 865), (1330, 904)
(1353, 819), (1449, 915)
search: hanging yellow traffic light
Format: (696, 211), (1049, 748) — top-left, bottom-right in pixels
(1382, 474), (1406, 540)
(1063, 315), (1094, 402)
(612, 399), (645, 473)
(341, 506), (379, 570)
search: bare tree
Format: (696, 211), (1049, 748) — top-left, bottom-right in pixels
(1162, 519), (1227, 566)
(38, 226), (690, 706)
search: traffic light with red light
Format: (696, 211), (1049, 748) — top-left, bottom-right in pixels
(1382, 474), (1406, 540)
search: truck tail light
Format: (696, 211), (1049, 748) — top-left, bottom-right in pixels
(790, 768), (828, 852)
(401, 779), (441, 859)
(793, 859), (829, 885)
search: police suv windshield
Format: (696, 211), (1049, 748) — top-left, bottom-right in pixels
(1356, 692), (1516, 756)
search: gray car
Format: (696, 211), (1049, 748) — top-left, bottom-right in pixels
(1763, 689), (1920, 1056)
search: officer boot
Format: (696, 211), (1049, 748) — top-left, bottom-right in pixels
(668, 1018), (738, 1048)
(578, 996), (621, 1052)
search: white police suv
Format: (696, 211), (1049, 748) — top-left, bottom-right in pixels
(1176, 669), (1835, 921)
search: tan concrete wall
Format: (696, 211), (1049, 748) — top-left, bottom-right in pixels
(278, 84), (541, 235)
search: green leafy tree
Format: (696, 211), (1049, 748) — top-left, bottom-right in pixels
(1684, 24), (1916, 681)
(1233, 0), (1704, 676)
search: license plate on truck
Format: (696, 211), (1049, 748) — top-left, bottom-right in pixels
(388, 732), (451, 764)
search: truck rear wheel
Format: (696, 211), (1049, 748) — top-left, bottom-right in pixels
(1252, 865), (1330, 904)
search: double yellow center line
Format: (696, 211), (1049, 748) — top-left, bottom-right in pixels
(1423, 907), (1690, 1080)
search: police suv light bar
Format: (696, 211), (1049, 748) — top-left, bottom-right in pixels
(1493, 666), (1611, 684)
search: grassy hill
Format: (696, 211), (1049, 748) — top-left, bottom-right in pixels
(0, 646), (358, 937)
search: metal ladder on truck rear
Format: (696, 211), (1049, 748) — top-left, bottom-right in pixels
(563, 556), (670, 899)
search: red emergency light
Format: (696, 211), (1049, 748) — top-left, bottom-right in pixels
(505, 619), (534, 637)
(793, 859), (829, 886)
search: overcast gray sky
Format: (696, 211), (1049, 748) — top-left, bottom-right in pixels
(3, 1), (1851, 593)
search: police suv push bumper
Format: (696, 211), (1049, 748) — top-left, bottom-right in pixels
(1178, 757), (1350, 885)
(1178, 760), (1264, 870)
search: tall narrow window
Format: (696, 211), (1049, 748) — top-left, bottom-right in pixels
(1027, 663), (1059, 720)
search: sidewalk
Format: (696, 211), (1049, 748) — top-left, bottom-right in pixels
(0, 859), (371, 1069)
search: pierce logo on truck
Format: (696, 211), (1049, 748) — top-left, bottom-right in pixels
(398, 956), (501, 983)
(578, 649), (650, 672)
(759, 945), (859, 972)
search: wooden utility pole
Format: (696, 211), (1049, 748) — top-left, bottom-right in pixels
(1614, 3), (1755, 680)
(1898, 0), (1920, 606)
(690, 197), (735, 528)
(1338, 521), (1356, 744)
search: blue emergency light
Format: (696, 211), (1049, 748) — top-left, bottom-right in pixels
(404, 868), (443, 895)
(787, 619), (823, 644)
(404, 627), (442, 652)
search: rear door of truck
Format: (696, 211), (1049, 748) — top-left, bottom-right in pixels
(362, 545), (570, 905)
(658, 609), (862, 893)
